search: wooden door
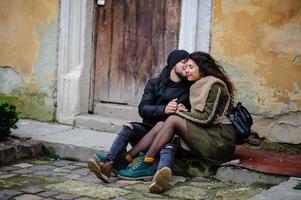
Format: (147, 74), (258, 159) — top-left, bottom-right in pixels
(94, 0), (181, 106)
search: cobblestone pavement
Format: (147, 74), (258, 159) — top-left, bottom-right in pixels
(0, 157), (266, 200)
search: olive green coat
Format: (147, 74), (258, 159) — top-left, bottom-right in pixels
(176, 76), (236, 165)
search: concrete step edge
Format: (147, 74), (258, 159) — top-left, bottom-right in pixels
(94, 103), (142, 121)
(215, 166), (289, 186)
(75, 114), (129, 133)
(41, 141), (106, 162)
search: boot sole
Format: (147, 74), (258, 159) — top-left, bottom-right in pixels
(118, 174), (153, 181)
(149, 167), (172, 193)
(93, 155), (119, 175)
(87, 159), (109, 182)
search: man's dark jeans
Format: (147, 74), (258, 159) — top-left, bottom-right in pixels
(105, 122), (151, 162)
(105, 122), (177, 170)
(158, 143), (177, 170)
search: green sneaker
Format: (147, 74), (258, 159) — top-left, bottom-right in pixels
(95, 151), (106, 162)
(118, 153), (156, 181)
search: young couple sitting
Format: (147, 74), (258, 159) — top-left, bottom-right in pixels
(87, 50), (236, 193)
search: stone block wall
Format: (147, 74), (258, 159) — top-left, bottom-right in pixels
(211, 0), (301, 144)
(0, 0), (59, 121)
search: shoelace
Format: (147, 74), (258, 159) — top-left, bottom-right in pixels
(131, 157), (143, 170)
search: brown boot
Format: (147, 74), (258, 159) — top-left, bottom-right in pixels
(87, 157), (113, 182)
(149, 167), (172, 193)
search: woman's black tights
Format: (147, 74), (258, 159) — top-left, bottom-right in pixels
(128, 115), (190, 158)
(127, 121), (164, 157)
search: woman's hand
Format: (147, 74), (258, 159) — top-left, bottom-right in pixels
(177, 103), (188, 112)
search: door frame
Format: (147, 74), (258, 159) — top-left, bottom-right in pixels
(56, 0), (94, 124)
(56, 0), (212, 125)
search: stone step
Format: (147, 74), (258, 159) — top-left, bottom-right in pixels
(216, 166), (289, 186)
(93, 103), (142, 121)
(250, 177), (301, 200)
(75, 114), (129, 133)
(11, 119), (117, 161)
(0, 137), (44, 166)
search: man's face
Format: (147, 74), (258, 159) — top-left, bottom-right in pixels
(174, 58), (188, 79)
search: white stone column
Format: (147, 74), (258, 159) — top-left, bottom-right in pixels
(179, 0), (212, 53)
(57, 0), (94, 124)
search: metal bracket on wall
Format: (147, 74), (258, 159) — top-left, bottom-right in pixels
(97, 0), (105, 6)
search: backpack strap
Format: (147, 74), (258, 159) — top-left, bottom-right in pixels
(223, 92), (231, 115)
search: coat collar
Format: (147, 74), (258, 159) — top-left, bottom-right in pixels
(190, 76), (229, 112)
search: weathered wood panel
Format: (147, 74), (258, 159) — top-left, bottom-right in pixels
(94, 0), (181, 105)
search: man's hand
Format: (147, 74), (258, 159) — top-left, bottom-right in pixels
(177, 103), (188, 112)
(164, 98), (178, 115)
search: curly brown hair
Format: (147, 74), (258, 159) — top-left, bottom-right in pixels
(189, 51), (235, 105)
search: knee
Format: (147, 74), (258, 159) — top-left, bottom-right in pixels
(153, 121), (164, 132)
(156, 121), (164, 128)
(124, 123), (133, 130)
(160, 143), (177, 155)
(165, 115), (180, 127)
(118, 125), (135, 138)
(164, 143), (175, 149)
(167, 115), (180, 122)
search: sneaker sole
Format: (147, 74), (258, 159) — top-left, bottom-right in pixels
(117, 174), (153, 181)
(87, 159), (109, 182)
(149, 167), (172, 193)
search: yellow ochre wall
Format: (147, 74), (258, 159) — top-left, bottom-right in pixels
(211, 0), (301, 143)
(0, 0), (59, 121)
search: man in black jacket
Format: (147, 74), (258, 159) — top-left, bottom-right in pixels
(87, 50), (191, 182)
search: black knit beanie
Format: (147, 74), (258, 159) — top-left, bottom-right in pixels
(167, 50), (189, 68)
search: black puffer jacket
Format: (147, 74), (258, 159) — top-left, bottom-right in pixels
(138, 66), (191, 125)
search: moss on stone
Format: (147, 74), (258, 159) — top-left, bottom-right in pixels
(214, 186), (265, 200)
(28, 156), (58, 165)
(188, 179), (233, 190)
(44, 180), (130, 199)
(165, 185), (208, 200)
(173, 159), (217, 177)
(0, 91), (54, 122)
(243, 139), (301, 155)
(123, 182), (150, 193)
(259, 140), (301, 154)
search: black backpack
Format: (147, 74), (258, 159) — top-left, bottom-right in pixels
(226, 102), (253, 140)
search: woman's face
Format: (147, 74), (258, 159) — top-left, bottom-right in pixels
(185, 59), (202, 81)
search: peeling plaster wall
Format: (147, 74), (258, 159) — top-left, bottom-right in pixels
(211, 0), (301, 143)
(0, 0), (59, 121)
